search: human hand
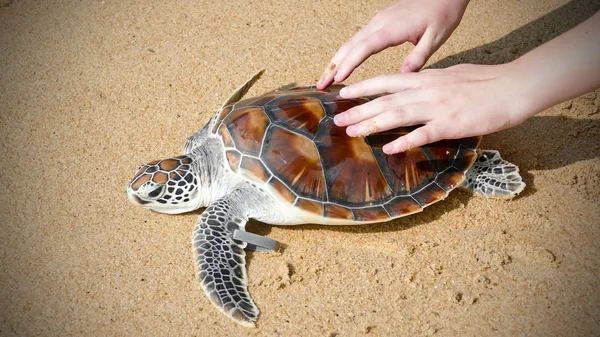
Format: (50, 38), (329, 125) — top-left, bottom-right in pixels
(317, 0), (470, 89)
(326, 8), (600, 155)
(333, 63), (532, 154)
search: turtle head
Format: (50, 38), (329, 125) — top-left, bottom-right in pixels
(127, 155), (202, 214)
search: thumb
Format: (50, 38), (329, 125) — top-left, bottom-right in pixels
(401, 30), (436, 73)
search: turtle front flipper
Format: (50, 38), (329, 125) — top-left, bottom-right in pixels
(192, 197), (259, 327)
(463, 150), (526, 198)
(219, 68), (265, 109)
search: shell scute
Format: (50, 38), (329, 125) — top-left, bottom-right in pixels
(322, 97), (370, 117)
(315, 118), (392, 206)
(268, 177), (296, 204)
(224, 107), (269, 156)
(323, 203), (354, 220)
(212, 106), (233, 133)
(295, 198), (324, 216)
(262, 126), (326, 201)
(266, 96), (325, 137)
(435, 167), (465, 192)
(451, 146), (478, 172)
(419, 139), (461, 173)
(235, 94), (279, 108)
(384, 196), (423, 217)
(353, 206), (390, 222)
(218, 124), (235, 148)
(240, 156), (271, 182)
(412, 183), (448, 207)
(460, 135), (482, 151)
(225, 150), (241, 172)
(376, 146), (436, 196)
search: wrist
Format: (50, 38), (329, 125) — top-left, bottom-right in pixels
(501, 59), (543, 126)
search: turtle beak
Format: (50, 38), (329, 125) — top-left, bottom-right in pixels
(127, 188), (149, 205)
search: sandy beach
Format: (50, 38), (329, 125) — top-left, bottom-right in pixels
(1, 0), (599, 335)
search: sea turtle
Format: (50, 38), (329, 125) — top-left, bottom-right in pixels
(127, 69), (525, 327)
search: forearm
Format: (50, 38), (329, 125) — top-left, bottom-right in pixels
(508, 11), (600, 121)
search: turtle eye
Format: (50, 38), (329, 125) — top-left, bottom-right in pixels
(147, 186), (164, 199)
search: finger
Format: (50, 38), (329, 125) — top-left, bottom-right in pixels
(317, 26), (379, 89)
(333, 32), (400, 84)
(382, 123), (444, 154)
(317, 62), (338, 89)
(335, 91), (432, 126)
(345, 103), (433, 137)
(317, 46), (353, 89)
(401, 29), (437, 73)
(339, 73), (425, 98)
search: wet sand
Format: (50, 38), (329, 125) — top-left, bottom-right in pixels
(1, 0), (599, 336)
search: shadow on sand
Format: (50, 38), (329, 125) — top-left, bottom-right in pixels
(429, 0), (600, 69)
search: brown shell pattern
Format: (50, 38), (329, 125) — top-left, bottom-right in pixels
(212, 85), (481, 222)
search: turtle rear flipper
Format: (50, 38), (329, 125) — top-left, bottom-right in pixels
(193, 196), (259, 328)
(463, 150), (525, 198)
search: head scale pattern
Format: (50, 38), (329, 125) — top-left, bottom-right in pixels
(129, 155), (198, 206)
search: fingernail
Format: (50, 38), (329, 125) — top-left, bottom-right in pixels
(333, 114), (345, 125)
(382, 143), (395, 154)
(346, 125), (356, 136)
(384, 139), (407, 154)
(339, 87), (349, 97)
(348, 125), (367, 137)
(401, 63), (415, 73)
(317, 73), (326, 87)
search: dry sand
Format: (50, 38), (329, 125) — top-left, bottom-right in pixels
(1, 0), (599, 336)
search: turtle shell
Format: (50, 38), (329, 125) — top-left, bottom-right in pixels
(211, 85), (481, 222)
